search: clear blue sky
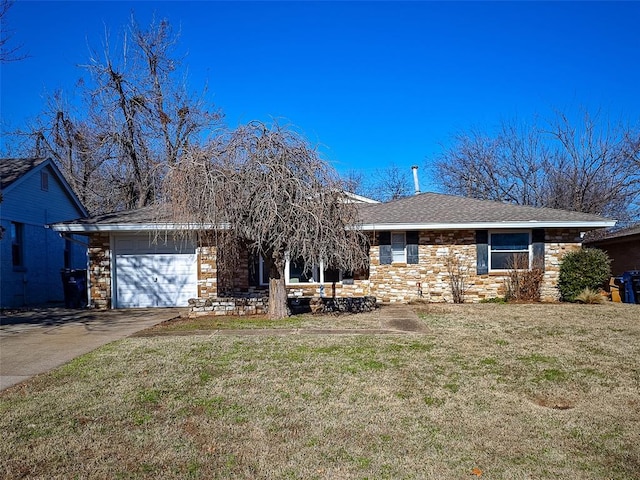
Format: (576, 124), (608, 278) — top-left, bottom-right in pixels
(2, 1), (640, 191)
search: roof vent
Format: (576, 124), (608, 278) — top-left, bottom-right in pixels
(411, 165), (420, 195)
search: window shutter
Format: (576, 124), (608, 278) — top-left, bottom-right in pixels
(532, 229), (545, 271)
(378, 231), (392, 265)
(476, 230), (489, 275)
(406, 231), (419, 264)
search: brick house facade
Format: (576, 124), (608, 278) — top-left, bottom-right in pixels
(84, 226), (589, 307)
(54, 192), (615, 308)
(584, 225), (640, 276)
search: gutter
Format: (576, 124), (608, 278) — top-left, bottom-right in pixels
(51, 220), (616, 234)
(50, 222), (230, 233)
(358, 220), (617, 231)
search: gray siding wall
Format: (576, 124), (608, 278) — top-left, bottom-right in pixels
(1, 165), (87, 308)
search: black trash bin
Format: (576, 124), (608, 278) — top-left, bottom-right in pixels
(61, 269), (87, 308)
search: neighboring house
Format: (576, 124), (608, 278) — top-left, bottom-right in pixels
(51, 192), (614, 309)
(584, 224), (640, 276)
(0, 158), (88, 308)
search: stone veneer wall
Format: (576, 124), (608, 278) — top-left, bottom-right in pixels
(197, 245), (218, 300)
(188, 295), (377, 317)
(539, 229), (584, 301)
(86, 228), (585, 308)
(189, 296), (267, 316)
(365, 228), (584, 304)
(88, 233), (111, 308)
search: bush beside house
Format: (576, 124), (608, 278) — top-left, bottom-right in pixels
(558, 248), (611, 302)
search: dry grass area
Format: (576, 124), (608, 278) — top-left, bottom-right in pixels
(145, 310), (386, 333)
(1, 303), (639, 479)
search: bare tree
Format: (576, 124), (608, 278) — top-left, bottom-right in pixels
(371, 163), (413, 201)
(13, 15), (220, 213)
(0, 0), (26, 63)
(445, 250), (468, 304)
(340, 164), (414, 202)
(432, 111), (640, 220)
(543, 111), (639, 219)
(162, 121), (368, 319)
(341, 169), (367, 196)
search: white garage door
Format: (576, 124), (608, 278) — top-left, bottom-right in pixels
(113, 235), (197, 308)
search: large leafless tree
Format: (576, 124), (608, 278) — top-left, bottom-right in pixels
(15, 15), (220, 213)
(432, 111), (640, 220)
(163, 121), (368, 319)
(0, 0), (26, 63)
(341, 163), (413, 202)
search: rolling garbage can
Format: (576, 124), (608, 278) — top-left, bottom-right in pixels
(621, 271), (640, 304)
(61, 269), (87, 308)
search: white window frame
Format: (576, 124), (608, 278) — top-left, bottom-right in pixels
(488, 230), (532, 272)
(281, 256), (344, 285)
(391, 232), (406, 263)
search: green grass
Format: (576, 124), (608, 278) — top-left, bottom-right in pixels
(1, 302), (639, 479)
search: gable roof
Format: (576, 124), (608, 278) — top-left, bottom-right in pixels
(0, 157), (88, 216)
(357, 192), (615, 230)
(52, 191), (616, 234)
(0, 157), (48, 190)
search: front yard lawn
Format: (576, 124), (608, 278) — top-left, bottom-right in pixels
(1, 303), (639, 479)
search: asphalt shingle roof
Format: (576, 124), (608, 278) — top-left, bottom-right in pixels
(52, 191), (614, 232)
(63, 205), (172, 225)
(357, 192), (613, 225)
(0, 158), (48, 190)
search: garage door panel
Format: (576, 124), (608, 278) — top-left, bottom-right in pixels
(156, 254), (195, 275)
(114, 236), (197, 308)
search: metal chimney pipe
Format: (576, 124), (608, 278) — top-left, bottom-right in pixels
(411, 165), (420, 195)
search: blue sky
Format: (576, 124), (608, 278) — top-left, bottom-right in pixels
(2, 1), (640, 191)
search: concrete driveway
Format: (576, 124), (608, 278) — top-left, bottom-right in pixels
(0, 308), (184, 392)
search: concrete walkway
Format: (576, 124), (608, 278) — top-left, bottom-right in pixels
(0, 308), (184, 392)
(378, 304), (428, 333)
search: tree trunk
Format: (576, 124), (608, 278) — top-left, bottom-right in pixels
(268, 259), (289, 319)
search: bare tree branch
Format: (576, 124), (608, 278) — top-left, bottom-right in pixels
(432, 110), (640, 220)
(163, 121), (368, 319)
(8, 15), (221, 213)
(0, 0), (27, 63)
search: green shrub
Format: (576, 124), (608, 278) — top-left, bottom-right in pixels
(480, 297), (507, 304)
(558, 248), (611, 302)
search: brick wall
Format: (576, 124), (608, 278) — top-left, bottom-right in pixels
(589, 237), (640, 276)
